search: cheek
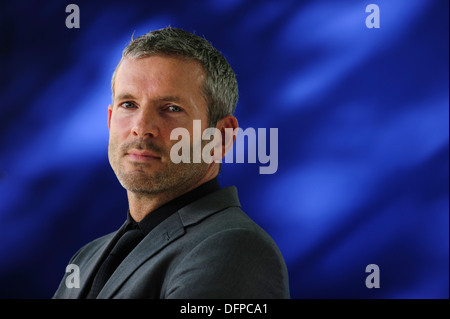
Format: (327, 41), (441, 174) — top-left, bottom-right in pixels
(110, 113), (132, 138)
(159, 122), (185, 143)
(108, 115), (129, 158)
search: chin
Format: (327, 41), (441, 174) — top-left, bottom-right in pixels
(119, 171), (173, 194)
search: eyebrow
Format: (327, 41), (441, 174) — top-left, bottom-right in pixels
(159, 95), (183, 103)
(114, 93), (183, 104)
(114, 93), (137, 101)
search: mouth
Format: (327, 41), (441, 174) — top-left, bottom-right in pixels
(125, 149), (161, 162)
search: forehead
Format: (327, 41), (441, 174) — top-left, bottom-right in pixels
(114, 55), (206, 99)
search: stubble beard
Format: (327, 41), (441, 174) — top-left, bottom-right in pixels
(108, 137), (210, 197)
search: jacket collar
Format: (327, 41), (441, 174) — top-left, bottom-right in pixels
(63, 221), (128, 299)
(96, 186), (240, 298)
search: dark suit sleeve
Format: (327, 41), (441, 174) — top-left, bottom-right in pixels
(164, 228), (290, 299)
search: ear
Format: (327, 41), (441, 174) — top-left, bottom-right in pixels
(215, 115), (238, 160)
(107, 104), (113, 131)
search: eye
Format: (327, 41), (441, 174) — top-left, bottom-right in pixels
(167, 105), (183, 112)
(120, 101), (137, 109)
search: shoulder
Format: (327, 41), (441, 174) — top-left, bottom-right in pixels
(189, 206), (284, 261)
(165, 207), (290, 298)
(178, 186), (271, 239)
(178, 189), (285, 266)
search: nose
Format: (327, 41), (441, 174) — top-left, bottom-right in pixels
(131, 109), (159, 138)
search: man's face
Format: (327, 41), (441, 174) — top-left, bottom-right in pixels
(108, 55), (211, 195)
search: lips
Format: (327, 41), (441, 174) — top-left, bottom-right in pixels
(126, 149), (161, 162)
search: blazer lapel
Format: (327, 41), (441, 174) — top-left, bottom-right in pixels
(69, 222), (127, 298)
(96, 186), (241, 299)
(97, 213), (185, 298)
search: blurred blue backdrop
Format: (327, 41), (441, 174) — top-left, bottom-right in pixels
(0, 0), (448, 298)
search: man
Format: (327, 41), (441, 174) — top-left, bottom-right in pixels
(53, 27), (289, 299)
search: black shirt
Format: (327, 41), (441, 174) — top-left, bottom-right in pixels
(125, 177), (221, 236)
(84, 178), (220, 298)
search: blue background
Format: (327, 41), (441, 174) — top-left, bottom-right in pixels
(0, 0), (448, 298)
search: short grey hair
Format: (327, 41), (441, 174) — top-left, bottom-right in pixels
(111, 27), (238, 126)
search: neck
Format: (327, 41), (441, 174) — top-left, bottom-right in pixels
(127, 165), (219, 222)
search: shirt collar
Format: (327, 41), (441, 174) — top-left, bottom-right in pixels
(125, 177), (221, 236)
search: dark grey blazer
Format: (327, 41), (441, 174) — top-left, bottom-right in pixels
(53, 187), (290, 299)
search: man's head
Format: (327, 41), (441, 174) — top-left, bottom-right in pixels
(108, 27), (238, 198)
(111, 27), (238, 127)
